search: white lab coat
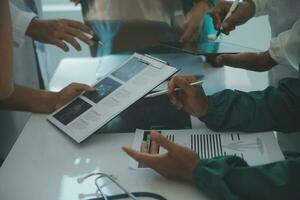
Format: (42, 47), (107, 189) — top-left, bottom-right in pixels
(253, 0), (300, 154)
(252, 0), (300, 85)
(283, 19), (300, 71)
(0, 1), (41, 161)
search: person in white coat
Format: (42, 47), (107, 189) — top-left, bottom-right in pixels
(0, 0), (96, 164)
(210, 0), (299, 82)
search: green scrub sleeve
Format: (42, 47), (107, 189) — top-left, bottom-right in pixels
(199, 77), (300, 133)
(192, 156), (300, 199)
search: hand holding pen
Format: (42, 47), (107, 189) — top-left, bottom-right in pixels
(167, 76), (209, 118)
(210, 0), (256, 38)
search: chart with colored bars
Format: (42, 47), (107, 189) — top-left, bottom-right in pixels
(129, 129), (285, 169)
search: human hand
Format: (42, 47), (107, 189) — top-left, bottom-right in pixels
(214, 51), (277, 71)
(123, 131), (200, 182)
(26, 18), (95, 52)
(210, 0), (255, 35)
(168, 75), (208, 118)
(180, 1), (211, 42)
(51, 83), (95, 111)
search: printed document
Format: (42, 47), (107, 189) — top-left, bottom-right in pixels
(47, 54), (178, 143)
(129, 129), (285, 169)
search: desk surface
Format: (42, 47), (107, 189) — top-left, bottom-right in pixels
(0, 53), (268, 200)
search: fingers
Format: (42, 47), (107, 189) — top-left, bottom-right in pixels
(210, 1), (237, 33)
(172, 76), (193, 91)
(150, 141), (159, 154)
(123, 147), (156, 166)
(168, 75), (197, 109)
(66, 26), (94, 46)
(56, 19), (94, 50)
(54, 40), (69, 52)
(65, 19), (93, 35)
(68, 83), (95, 93)
(210, 2), (229, 30)
(140, 141), (148, 153)
(150, 131), (177, 153)
(211, 1), (255, 35)
(140, 139), (159, 154)
(61, 34), (82, 51)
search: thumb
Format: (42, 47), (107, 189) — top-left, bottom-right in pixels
(221, 18), (237, 33)
(70, 83), (95, 93)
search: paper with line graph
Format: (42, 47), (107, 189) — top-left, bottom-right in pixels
(129, 129), (285, 169)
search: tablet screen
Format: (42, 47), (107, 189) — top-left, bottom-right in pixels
(160, 41), (259, 55)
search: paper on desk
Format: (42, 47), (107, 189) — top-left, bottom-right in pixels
(47, 53), (178, 143)
(129, 129), (285, 169)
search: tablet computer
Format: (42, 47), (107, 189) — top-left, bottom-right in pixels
(160, 41), (259, 55)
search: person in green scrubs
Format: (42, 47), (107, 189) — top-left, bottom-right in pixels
(124, 68), (300, 199)
(123, 0), (300, 199)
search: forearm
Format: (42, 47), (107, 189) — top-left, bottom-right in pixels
(193, 156), (300, 199)
(200, 77), (300, 132)
(0, 1), (14, 99)
(0, 84), (57, 113)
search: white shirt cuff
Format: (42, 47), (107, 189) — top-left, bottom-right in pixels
(10, 4), (36, 48)
(269, 32), (290, 66)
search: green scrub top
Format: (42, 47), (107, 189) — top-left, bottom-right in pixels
(193, 67), (300, 199)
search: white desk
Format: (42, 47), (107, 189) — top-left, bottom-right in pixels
(0, 54), (268, 200)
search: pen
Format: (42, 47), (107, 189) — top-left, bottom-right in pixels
(145, 80), (204, 98)
(215, 0), (240, 39)
(84, 32), (103, 46)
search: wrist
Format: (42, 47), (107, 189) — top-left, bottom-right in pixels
(25, 17), (40, 38)
(196, 96), (209, 118)
(187, 158), (201, 182)
(33, 91), (58, 113)
(191, 160), (202, 183)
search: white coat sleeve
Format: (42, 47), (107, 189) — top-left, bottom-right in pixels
(269, 19), (300, 70)
(283, 19), (300, 70)
(9, 2), (36, 48)
(251, 0), (269, 17)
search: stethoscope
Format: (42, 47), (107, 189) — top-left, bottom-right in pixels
(77, 172), (167, 200)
